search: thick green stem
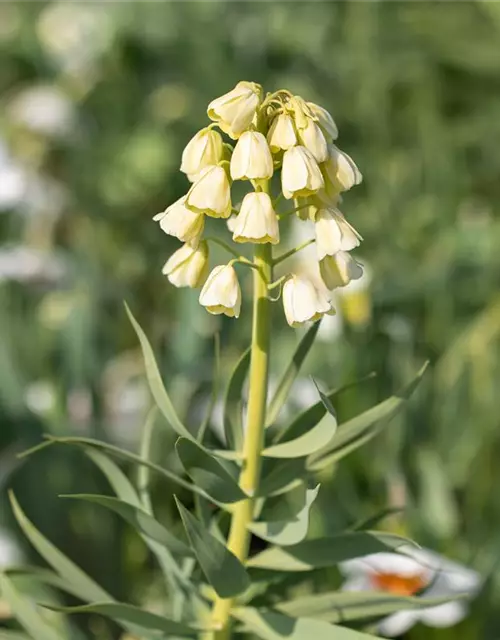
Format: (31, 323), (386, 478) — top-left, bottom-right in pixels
(209, 243), (272, 638)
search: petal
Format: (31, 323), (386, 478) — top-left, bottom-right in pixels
(419, 602), (467, 628)
(378, 611), (420, 637)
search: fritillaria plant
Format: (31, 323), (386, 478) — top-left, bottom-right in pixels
(4, 83), (476, 640)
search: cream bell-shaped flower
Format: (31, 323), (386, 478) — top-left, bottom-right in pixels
(314, 208), (362, 260)
(320, 251), (363, 290)
(298, 118), (328, 163)
(267, 113), (297, 152)
(162, 241), (209, 288)
(153, 196), (204, 246)
(186, 165), (231, 218)
(281, 145), (324, 200)
(283, 274), (333, 327)
(232, 192), (279, 244)
(230, 131), (273, 181)
(323, 144), (363, 192)
(180, 127), (224, 182)
(207, 81), (262, 139)
(199, 264), (241, 318)
(340, 549), (481, 638)
(306, 102), (339, 141)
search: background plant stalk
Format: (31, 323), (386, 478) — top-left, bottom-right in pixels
(209, 239), (272, 638)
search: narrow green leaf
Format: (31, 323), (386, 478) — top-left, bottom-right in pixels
(0, 573), (64, 640)
(44, 436), (207, 500)
(308, 363), (428, 470)
(249, 485), (320, 546)
(125, 302), (193, 440)
(233, 607), (380, 639)
(85, 448), (140, 507)
(6, 566), (89, 601)
(272, 373), (376, 445)
(263, 414), (336, 459)
(266, 322), (320, 427)
(61, 494), (193, 558)
(275, 589), (467, 624)
(175, 497), (250, 598)
(352, 508), (404, 532)
(223, 347), (251, 450)
(247, 532), (418, 571)
(137, 407), (159, 511)
(0, 631), (31, 640)
(176, 437), (245, 504)
(9, 492), (110, 603)
(43, 601), (203, 636)
(258, 458), (306, 497)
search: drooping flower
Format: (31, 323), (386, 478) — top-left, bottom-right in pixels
(319, 251), (363, 289)
(281, 146), (324, 200)
(306, 101), (338, 141)
(186, 165), (232, 218)
(340, 549), (481, 637)
(282, 274), (333, 327)
(298, 118), (328, 163)
(180, 127), (224, 182)
(323, 144), (362, 193)
(230, 131), (273, 181)
(153, 196), (204, 245)
(232, 192), (279, 244)
(267, 113), (297, 152)
(314, 208), (362, 260)
(199, 264), (241, 318)
(162, 241), (209, 288)
(207, 81), (262, 139)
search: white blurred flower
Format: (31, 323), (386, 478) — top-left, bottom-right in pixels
(283, 274), (333, 327)
(306, 102), (338, 141)
(25, 380), (56, 416)
(199, 264), (241, 318)
(323, 144), (362, 193)
(319, 251), (363, 290)
(37, 3), (114, 73)
(267, 113), (297, 152)
(153, 196), (204, 246)
(230, 131), (273, 181)
(281, 146), (324, 200)
(0, 163), (26, 210)
(162, 241), (209, 288)
(232, 192), (279, 244)
(0, 246), (65, 284)
(314, 208), (362, 260)
(0, 528), (22, 568)
(186, 165), (232, 218)
(340, 549), (481, 637)
(180, 127), (224, 182)
(7, 85), (75, 138)
(298, 118), (328, 163)
(207, 81), (262, 139)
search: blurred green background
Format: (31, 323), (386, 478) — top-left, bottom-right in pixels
(1, 2), (500, 638)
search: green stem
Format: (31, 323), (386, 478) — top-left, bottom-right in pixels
(273, 238), (315, 266)
(208, 243), (272, 638)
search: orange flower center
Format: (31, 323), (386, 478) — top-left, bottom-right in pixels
(371, 572), (428, 596)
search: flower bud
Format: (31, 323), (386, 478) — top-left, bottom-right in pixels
(267, 113), (297, 152)
(232, 192), (279, 244)
(230, 131), (273, 181)
(323, 145), (362, 192)
(283, 274), (334, 327)
(180, 127), (224, 182)
(162, 241), (209, 288)
(281, 146), (324, 200)
(207, 81), (262, 139)
(199, 264), (241, 318)
(314, 208), (362, 260)
(153, 196), (204, 246)
(298, 118), (328, 163)
(186, 165), (232, 218)
(306, 102), (338, 141)
(319, 251), (363, 289)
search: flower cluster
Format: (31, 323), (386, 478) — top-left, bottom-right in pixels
(155, 81), (363, 326)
